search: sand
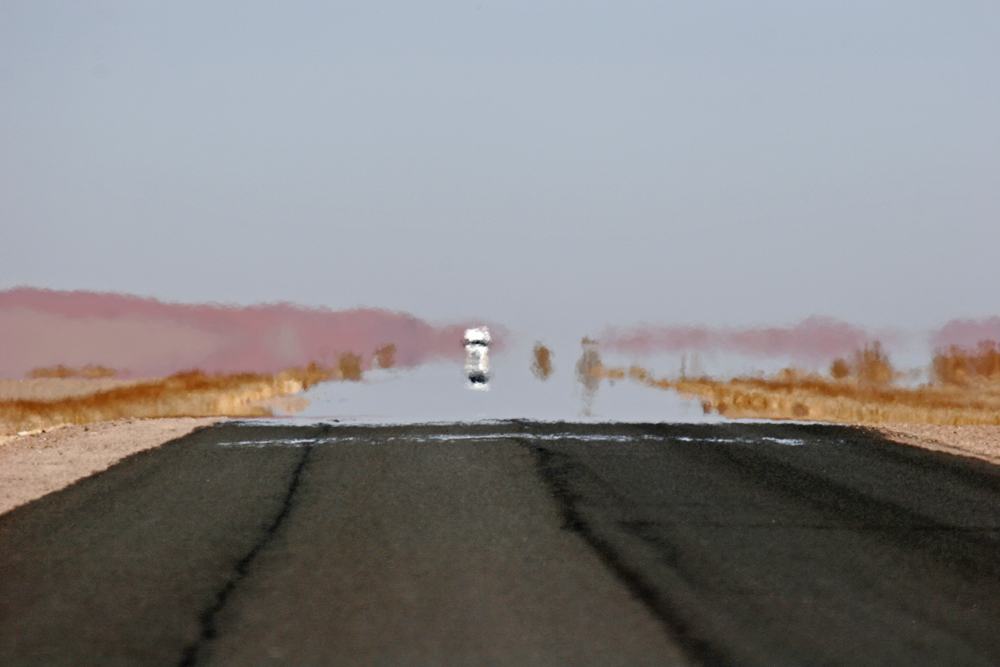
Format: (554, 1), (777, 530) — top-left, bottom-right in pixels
(0, 417), (223, 516)
(877, 424), (1000, 467)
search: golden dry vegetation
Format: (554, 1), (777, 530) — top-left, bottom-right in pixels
(29, 364), (118, 379)
(0, 363), (339, 435)
(588, 342), (1000, 425)
(338, 352), (363, 381)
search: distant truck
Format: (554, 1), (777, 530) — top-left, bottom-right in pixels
(464, 327), (491, 390)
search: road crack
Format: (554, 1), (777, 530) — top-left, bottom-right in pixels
(176, 425), (329, 667)
(525, 442), (736, 667)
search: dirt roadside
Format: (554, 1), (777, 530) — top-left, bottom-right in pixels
(0, 418), (224, 516)
(877, 424), (1000, 467)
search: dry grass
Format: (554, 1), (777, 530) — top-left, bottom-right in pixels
(829, 342), (894, 385)
(590, 341), (1000, 425)
(0, 377), (142, 402)
(29, 364), (117, 379)
(932, 340), (1000, 385)
(0, 363), (338, 435)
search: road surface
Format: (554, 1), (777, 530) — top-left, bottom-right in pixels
(1, 421), (999, 666)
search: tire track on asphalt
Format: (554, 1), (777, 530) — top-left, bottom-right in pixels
(527, 425), (1000, 666)
(176, 424), (331, 667)
(525, 442), (735, 667)
(695, 431), (1000, 577)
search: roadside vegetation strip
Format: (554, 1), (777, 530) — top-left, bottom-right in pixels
(591, 341), (1000, 425)
(0, 364), (336, 435)
(27, 364), (118, 379)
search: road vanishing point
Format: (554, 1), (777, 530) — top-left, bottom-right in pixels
(2, 421), (1000, 666)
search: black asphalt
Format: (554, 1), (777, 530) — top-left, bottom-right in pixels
(2, 421), (999, 666)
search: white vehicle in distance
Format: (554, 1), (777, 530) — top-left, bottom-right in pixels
(464, 327), (491, 390)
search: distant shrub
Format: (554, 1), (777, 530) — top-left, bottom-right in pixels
(827, 344), (893, 384)
(829, 358), (850, 380)
(374, 344), (397, 369)
(933, 340), (1000, 385)
(338, 352), (363, 381)
(851, 342), (893, 385)
(531, 343), (553, 380)
(575, 338), (602, 414)
(575, 338), (601, 390)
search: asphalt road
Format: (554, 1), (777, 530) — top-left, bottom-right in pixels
(2, 421), (999, 666)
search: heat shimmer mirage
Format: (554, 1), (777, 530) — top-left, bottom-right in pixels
(0, 288), (500, 379)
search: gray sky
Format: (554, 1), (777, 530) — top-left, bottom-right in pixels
(2, 1), (998, 341)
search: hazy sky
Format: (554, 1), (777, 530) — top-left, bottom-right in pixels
(2, 1), (997, 341)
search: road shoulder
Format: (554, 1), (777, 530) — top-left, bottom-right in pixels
(0, 417), (223, 515)
(878, 424), (1000, 466)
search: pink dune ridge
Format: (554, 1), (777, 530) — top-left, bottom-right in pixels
(0, 287), (501, 379)
(931, 317), (1000, 351)
(598, 316), (876, 363)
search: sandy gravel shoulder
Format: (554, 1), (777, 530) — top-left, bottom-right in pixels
(876, 424), (1000, 467)
(0, 417), (223, 516)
